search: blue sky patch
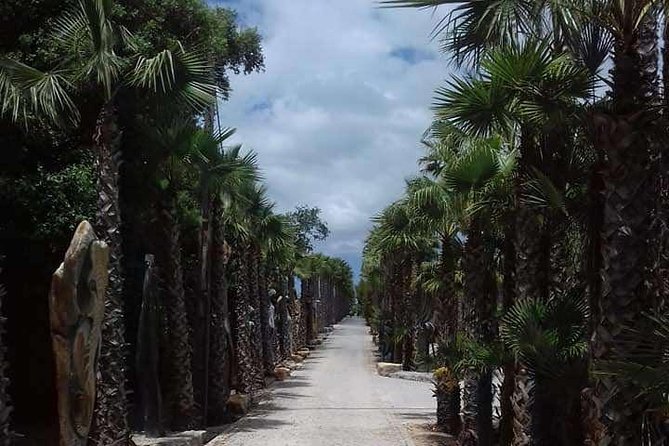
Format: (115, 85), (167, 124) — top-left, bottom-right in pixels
(390, 47), (435, 65)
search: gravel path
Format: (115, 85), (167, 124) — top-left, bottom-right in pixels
(210, 317), (435, 446)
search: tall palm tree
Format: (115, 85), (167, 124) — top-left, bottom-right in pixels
(144, 121), (199, 430)
(587, 1), (661, 442)
(373, 197), (435, 370)
(191, 132), (258, 420)
(257, 211), (294, 372)
(0, 1), (215, 441)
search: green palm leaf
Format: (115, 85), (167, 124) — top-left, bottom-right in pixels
(0, 58), (78, 124)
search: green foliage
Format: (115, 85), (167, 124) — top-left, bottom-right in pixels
(0, 160), (96, 245)
(595, 311), (669, 413)
(284, 206), (330, 255)
(500, 290), (589, 380)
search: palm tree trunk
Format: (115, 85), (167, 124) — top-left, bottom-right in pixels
(248, 246), (264, 388)
(0, 268), (11, 446)
(230, 245), (253, 394)
(154, 192), (196, 429)
(199, 185), (213, 421)
(433, 236), (462, 435)
(207, 198), (232, 424)
(401, 260), (416, 371)
(258, 259), (275, 375)
(500, 222), (516, 446)
(459, 220), (495, 446)
(303, 278), (314, 345)
(90, 103), (129, 446)
(592, 8), (658, 444)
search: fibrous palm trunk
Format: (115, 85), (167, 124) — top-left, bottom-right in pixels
(401, 260), (416, 371)
(591, 7), (658, 444)
(230, 246), (253, 394)
(459, 221), (495, 446)
(302, 278), (314, 346)
(248, 246), (264, 388)
(435, 235), (461, 435)
(258, 259), (275, 374)
(207, 201), (232, 424)
(90, 103), (129, 446)
(154, 193), (196, 429)
(498, 222), (516, 446)
(0, 269), (11, 446)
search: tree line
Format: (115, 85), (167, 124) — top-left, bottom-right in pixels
(359, 1), (669, 445)
(0, 1), (353, 444)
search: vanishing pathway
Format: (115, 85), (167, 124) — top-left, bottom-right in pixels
(211, 317), (435, 445)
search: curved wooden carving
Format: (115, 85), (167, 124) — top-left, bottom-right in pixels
(49, 221), (109, 446)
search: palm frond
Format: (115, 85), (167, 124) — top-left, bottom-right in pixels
(130, 46), (216, 111)
(0, 58), (78, 125)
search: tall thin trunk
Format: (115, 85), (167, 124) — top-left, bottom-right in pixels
(258, 258), (274, 374)
(90, 103), (129, 446)
(459, 220), (495, 446)
(207, 198), (232, 424)
(199, 184), (212, 420)
(230, 245), (253, 394)
(248, 246), (264, 388)
(0, 265), (11, 446)
(500, 222), (516, 446)
(303, 278), (314, 345)
(154, 192), (195, 429)
(435, 235), (461, 435)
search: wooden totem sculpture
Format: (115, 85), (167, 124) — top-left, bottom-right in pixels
(49, 221), (109, 446)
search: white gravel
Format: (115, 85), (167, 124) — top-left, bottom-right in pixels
(210, 317), (435, 446)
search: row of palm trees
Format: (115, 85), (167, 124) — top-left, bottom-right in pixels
(0, 0), (354, 444)
(359, 0), (669, 444)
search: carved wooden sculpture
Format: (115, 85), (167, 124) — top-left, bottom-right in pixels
(49, 221), (109, 446)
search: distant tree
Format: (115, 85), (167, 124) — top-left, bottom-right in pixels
(285, 206), (329, 255)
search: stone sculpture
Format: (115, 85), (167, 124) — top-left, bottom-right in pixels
(49, 221), (109, 446)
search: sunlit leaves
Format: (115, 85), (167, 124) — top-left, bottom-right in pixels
(0, 58), (78, 125)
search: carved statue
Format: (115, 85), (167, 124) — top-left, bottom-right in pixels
(49, 221), (109, 446)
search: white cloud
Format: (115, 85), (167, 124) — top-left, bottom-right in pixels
(215, 0), (451, 279)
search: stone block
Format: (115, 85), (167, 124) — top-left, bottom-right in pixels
(226, 393), (250, 417)
(274, 367), (291, 381)
(376, 362), (402, 377)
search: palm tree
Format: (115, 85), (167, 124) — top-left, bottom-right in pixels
(441, 137), (514, 445)
(500, 291), (589, 444)
(584, 2), (661, 442)
(144, 121), (199, 430)
(373, 197), (435, 370)
(0, 1), (215, 441)
(191, 131), (258, 421)
(257, 211), (294, 372)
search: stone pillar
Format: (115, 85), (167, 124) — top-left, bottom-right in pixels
(49, 221), (109, 446)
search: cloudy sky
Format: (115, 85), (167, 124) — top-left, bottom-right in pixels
(213, 0), (450, 280)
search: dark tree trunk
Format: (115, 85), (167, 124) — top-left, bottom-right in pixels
(0, 266), (11, 446)
(230, 245), (253, 394)
(247, 247), (264, 388)
(591, 9), (658, 444)
(90, 103), (129, 446)
(207, 199), (232, 424)
(135, 255), (163, 436)
(499, 222), (516, 446)
(258, 259), (275, 375)
(154, 192), (196, 429)
(459, 220), (495, 446)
